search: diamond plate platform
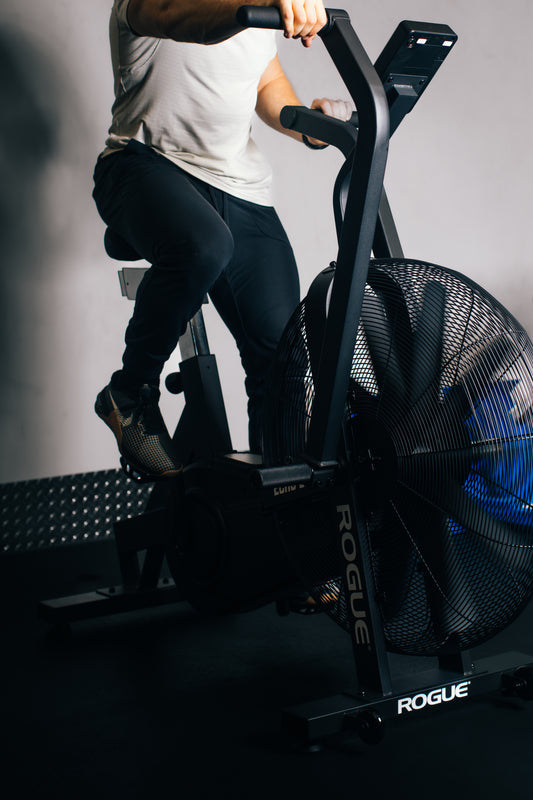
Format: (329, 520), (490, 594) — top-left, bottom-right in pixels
(0, 469), (153, 553)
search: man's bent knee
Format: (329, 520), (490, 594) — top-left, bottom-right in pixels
(157, 222), (234, 287)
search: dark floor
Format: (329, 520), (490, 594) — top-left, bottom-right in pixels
(2, 539), (533, 799)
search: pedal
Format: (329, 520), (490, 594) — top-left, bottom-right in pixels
(120, 456), (157, 484)
(120, 457), (184, 486)
(276, 594), (322, 616)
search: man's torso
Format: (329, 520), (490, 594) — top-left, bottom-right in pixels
(104, 0), (278, 204)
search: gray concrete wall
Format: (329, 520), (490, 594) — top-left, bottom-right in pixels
(1, 0), (531, 481)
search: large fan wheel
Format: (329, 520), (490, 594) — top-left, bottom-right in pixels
(263, 259), (533, 656)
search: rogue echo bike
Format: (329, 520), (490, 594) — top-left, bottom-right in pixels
(41, 6), (533, 747)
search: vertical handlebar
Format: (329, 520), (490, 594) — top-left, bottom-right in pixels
(238, 5), (391, 467)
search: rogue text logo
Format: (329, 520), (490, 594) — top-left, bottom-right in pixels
(337, 503), (371, 647)
(397, 681), (471, 715)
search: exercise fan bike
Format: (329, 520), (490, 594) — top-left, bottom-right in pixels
(41, 7), (533, 746)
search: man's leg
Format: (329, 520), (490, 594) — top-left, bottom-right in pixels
(208, 195), (300, 453)
(92, 141), (235, 476)
(93, 140), (234, 387)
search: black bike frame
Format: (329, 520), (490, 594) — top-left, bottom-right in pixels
(304, 11), (391, 467)
(239, 7), (459, 696)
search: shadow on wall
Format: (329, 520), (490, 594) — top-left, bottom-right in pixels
(0, 31), (57, 242)
(0, 25), (90, 482)
(0, 28), (59, 378)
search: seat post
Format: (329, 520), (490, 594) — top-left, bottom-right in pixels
(179, 308), (211, 360)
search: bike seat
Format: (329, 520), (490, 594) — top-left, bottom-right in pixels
(104, 228), (141, 262)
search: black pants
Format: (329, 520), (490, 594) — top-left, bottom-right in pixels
(93, 140), (300, 451)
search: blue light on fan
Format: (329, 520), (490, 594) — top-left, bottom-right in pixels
(461, 380), (533, 527)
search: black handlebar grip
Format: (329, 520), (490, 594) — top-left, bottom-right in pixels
(280, 106), (358, 158)
(236, 5), (333, 33)
(236, 6), (284, 29)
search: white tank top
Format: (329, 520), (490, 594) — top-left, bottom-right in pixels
(103, 0), (277, 205)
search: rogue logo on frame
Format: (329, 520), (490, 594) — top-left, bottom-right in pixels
(397, 681), (471, 714)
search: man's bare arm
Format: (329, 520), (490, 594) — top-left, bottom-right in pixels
(127, 0), (327, 45)
(256, 56), (303, 141)
(256, 56), (352, 145)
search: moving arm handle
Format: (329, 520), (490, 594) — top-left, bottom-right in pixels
(280, 106), (358, 158)
(237, 7), (359, 156)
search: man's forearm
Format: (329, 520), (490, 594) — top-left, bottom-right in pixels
(128, 0), (275, 43)
(128, 0), (327, 45)
(130, 0), (294, 43)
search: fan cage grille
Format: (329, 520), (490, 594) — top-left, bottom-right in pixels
(264, 259), (533, 656)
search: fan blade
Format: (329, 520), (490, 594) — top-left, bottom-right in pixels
(515, 399), (533, 428)
(441, 476), (532, 552)
(457, 335), (519, 406)
(395, 384), (474, 463)
(467, 436), (533, 525)
(398, 445), (474, 503)
(443, 481), (533, 620)
(347, 377), (379, 411)
(399, 442), (532, 535)
(360, 289), (408, 412)
(409, 280), (446, 409)
(399, 449), (533, 606)
(399, 315), (521, 457)
(388, 281), (449, 457)
(366, 268), (414, 383)
(391, 488), (480, 642)
(369, 503), (418, 620)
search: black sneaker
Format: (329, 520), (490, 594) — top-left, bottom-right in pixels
(95, 382), (182, 480)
